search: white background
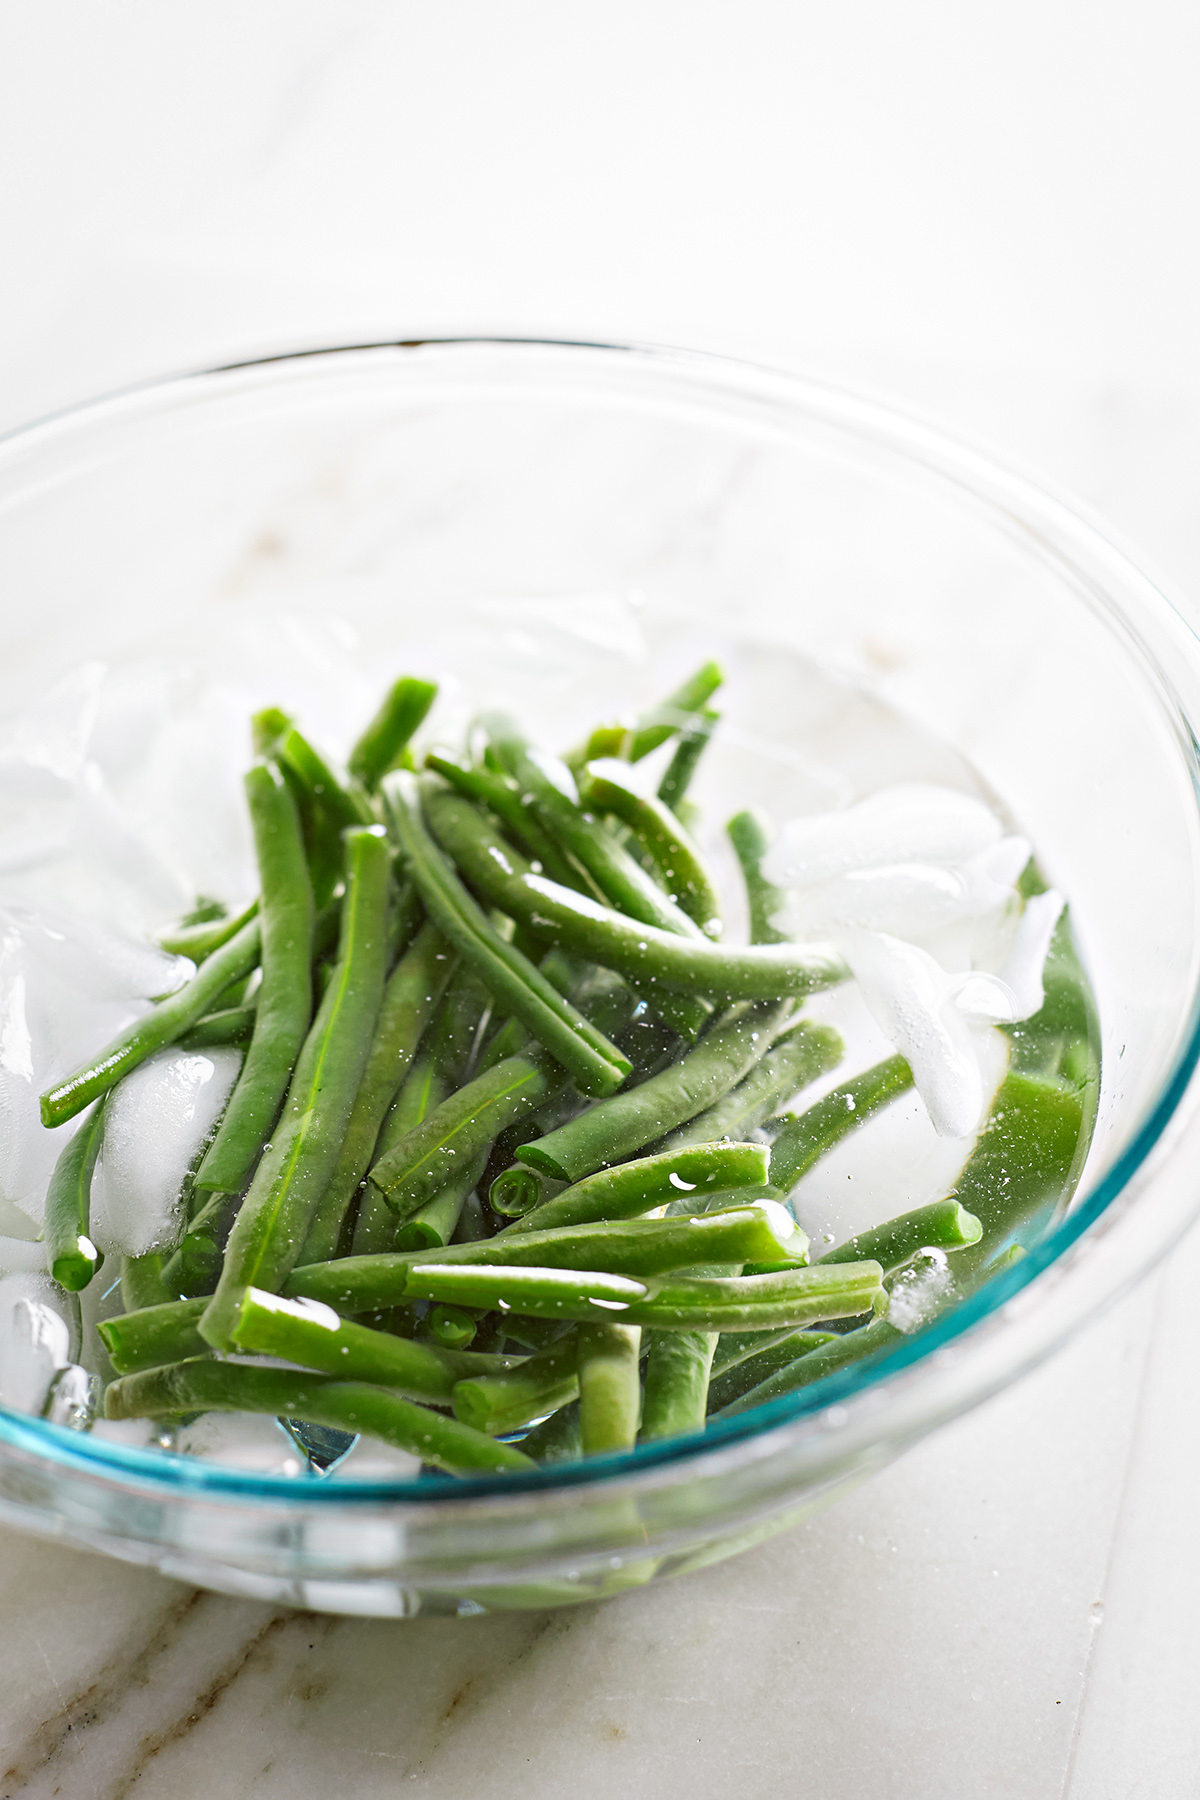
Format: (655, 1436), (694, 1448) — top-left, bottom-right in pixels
(2, 5), (1200, 1795)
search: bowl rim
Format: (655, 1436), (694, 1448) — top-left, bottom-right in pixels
(3, 330), (1200, 1507)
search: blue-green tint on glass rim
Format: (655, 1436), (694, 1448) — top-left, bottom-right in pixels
(2, 334), (1199, 1505)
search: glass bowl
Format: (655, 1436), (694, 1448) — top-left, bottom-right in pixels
(2, 337), (1200, 1618)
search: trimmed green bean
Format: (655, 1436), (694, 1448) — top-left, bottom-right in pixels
(104, 1359), (535, 1477)
(119, 1254), (175, 1316)
(768, 1055), (915, 1192)
(383, 772), (631, 1098)
(195, 763), (315, 1194)
(44, 1101), (106, 1290)
(716, 1316), (903, 1415)
(504, 1140), (772, 1234)
(279, 725), (376, 831)
(577, 1322), (641, 1455)
(178, 1005), (258, 1050)
(160, 1187), (239, 1298)
(402, 1147), (490, 1250)
(229, 1286), (520, 1401)
(453, 1335), (580, 1435)
(348, 675), (438, 790)
(521, 1401), (582, 1463)
(582, 760), (722, 937)
(388, 1258), (884, 1332)
(422, 787), (847, 1002)
(426, 1305), (478, 1350)
(484, 717), (705, 942)
(518, 1001), (793, 1183)
(726, 809), (788, 945)
(424, 753), (580, 888)
(639, 1331), (716, 1440)
(200, 827), (392, 1349)
(629, 662), (725, 762)
(705, 1329), (837, 1411)
(99, 1297), (208, 1374)
(284, 1202), (804, 1311)
(818, 1199), (982, 1271)
(489, 1163), (547, 1218)
(156, 898), (259, 962)
(655, 1021), (844, 1155)
(299, 923), (455, 1261)
(479, 725), (714, 1042)
(40, 916), (262, 1128)
(369, 1052), (558, 1221)
(657, 708), (718, 814)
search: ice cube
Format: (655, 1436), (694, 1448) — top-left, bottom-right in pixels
(0, 1236), (48, 1275)
(43, 1363), (101, 1430)
(888, 1248), (955, 1334)
(762, 784), (1003, 888)
(92, 1046), (243, 1257)
(775, 835), (1031, 940)
(0, 1274), (73, 1414)
(329, 1436), (423, 1482)
(174, 1412), (308, 1476)
(837, 928), (990, 1139)
(1000, 889), (1065, 1021)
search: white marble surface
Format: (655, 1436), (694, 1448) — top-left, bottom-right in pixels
(3, 5), (1200, 1794)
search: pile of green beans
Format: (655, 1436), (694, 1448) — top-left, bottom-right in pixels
(40, 661), (996, 1480)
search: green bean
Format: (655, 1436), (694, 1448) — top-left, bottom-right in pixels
(348, 676), (438, 790)
(354, 1033), (457, 1256)
(422, 787), (846, 1002)
(229, 1286), (520, 1401)
(581, 760), (722, 937)
(726, 809), (788, 945)
(655, 1021), (844, 1155)
(403, 1146), (491, 1249)
(194, 764), (315, 1194)
(298, 923), (455, 1262)
(285, 1202), (802, 1312)
(104, 1359), (535, 1477)
(504, 1140), (772, 1234)
(453, 1335), (580, 1435)
(630, 662), (724, 760)
(160, 1187), (239, 1298)
(518, 1001), (793, 1183)
(768, 1055), (915, 1192)
(578, 1322), (641, 1454)
(818, 1199), (982, 1270)
(489, 1164), (546, 1218)
(639, 1331), (716, 1439)
(386, 1259), (883, 1332)
(99, 1297), (208, 1373)
(44, 1101), (106, 1290)
(369, 1052), (558, 1222)
(199, 827), (392, 1349)
(426, 1305), (478, 1350)
(39, 916), (262, 1128)
(120, 1254), (175, 1315)
(483, 717), (705, 944)
(657, 708), (718, 814)
(704, 1330), (837, 1411)
(278, 725), (376, 831)
(177, 1005), (258, 1050)
(424, 753), (581, 888)
(478, 729), (715, 1041)
(716, 1316), (903, 1415)
(156, 899), (259, 961)
(521, 1401), (582, 1463)
(383, 772), (631, 1097)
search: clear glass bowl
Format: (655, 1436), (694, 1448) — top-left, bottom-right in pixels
(2, 337), (1200, 1617)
